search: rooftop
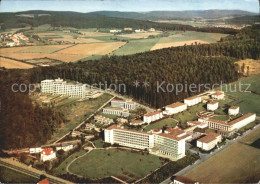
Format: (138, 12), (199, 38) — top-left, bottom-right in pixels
(41, 148), (54, 156)
(106, 124), (152, 135)
(229, 106), (239, 110)
(212, 91), (224, 96)
(197, 132), (220, 143)
(144, 111), (162, 117)
(166, 102), (186, 109)
(208, 101), (218, 105)
(185, 96), (201, 101)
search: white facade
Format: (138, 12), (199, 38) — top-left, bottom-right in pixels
(143, 111), (163, 124)
(207, 101), (219, 111)
(164, 102), (187, 115)
(103, 107), (129, 117)
(40, 148), (56, 162)
(29, 147), (42, 154)
(41, 78), (87, 98)
(211, 91), (224, 100)
(184, 96), (202, 106)
(56, 144), (74, 152)
(110, 29), (122, 33)
(197, 133), (222, 151)
(228, 106), (239, 116)
(111, 99), (136, 110)
(105, 125), (188, 160)
(187, 121), (208, 129)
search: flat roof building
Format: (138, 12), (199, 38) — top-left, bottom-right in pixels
(184, 96), (202, 106)
(164, 102), (187, 115)
(197, 132), (222, 151)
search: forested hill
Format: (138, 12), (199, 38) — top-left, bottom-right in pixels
(0, 10), (238, 34)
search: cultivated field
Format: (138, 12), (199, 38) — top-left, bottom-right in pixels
(183, 127), (260, 183)
(0, 45), (71, 53)
(68, 149), (163, 181)
(118, 31), (162, 39)
(236, 59), (260, 75)
(0, 57), (34, 69)
(151, 40), (209, 50)
(56, 42), (126, 55)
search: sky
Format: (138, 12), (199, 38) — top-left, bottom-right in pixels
(0, 0), (259, 13)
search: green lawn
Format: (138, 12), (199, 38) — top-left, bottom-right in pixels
(49, 93), (113, 143)
(217, 74), (260, 116)
(157, 31), (228, 44)
(144, 118), (177, 131)
(0, 166), (38, 183)
(112, 38), (160, 56)
(68, 149), (163, 180)
(212, 115), (230, 121)
(174, 103), (206, 123)
(93, 139), (105, 148)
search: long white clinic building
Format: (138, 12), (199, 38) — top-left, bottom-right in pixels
(198, 113), (256, 136)
(143, 111), (163, 124)
(164, 102), (187, 115)
(41, 78), (87, 98)
(111, 99), (136, 110)
(104, 125), (190, 160)
(184, 96), (202, 106)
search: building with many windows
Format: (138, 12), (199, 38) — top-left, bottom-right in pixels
(104, 125), (190, 160)
(111, 99), (136, 110)
(198, 113), (256, 136)
(103, 107), (129, 117)
(41, 78), (87, 98)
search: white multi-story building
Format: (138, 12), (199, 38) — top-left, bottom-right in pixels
(198, 113), (256, 136)
(104, 125), (189, 160)
(207, 101), (219, 111)
(103, 107), (129, 117)
(143, 111), (163, 124)
(40, 148), (56, 162)
(197, 132), (222, 151)
(41, 78), (87, 98)
(184, 96), (202, 106)
(111, 99), (136, 110)
(228, 106), (239, 116)
(164, 102), (187, 115)
(211, 91), (224, 100)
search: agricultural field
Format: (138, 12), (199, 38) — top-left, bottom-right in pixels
(151, 40), (208, 50)
(118, 31), (162, 39)
(183, 127), (260, 183)
(113, 38), (160, 55)
(144, 118), (177, 132)
(217, 74), (260, 116)
(56, 42), (126, 55)
(236, 59), (260, 75)
(0, 57), (34, 69)
(67, 149), (164, 181)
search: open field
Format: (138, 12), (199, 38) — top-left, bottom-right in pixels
(79, 31), (113, 37)
(0, 45), (71, 53)
(236, 59), (260, 75)
(113, 38), (159, 55)
(0, 57), (34, 69)
(49, 35), (104, 44)
(118, 31), (162, 39)
(218, 74), (260, 116)
(0, 166), (38, 183)
(151, 40), (208, 50)
(48, 93), (113, 143)
(56, 42), (126, 55)
(183, 127), (260, 183)
(144, 118), (177, 131)
(68, 149), (163, 180)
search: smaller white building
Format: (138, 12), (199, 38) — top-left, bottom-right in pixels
(164, 102), (187, 115)
(197, 133), (222, 151)
(187, 121), (208, 129)
(143, 111), (163, 124)
(56, 144), (74, 152)
(40, 148), (56, 162)
(110, 29), (122, 33)
(211, 91), (224, 100)
(207, 101), (219, 111)
(184, 96), (202, 106)
(29, 147), (42, 154)
(228, 106), (239, 116)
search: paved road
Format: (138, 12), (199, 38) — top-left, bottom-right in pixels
(0, 158), (73, 184)
(161, 123), (260, 184)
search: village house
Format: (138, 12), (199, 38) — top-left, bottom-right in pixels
(40, 148), (56, 162)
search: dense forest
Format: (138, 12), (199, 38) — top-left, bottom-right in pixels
(0, 11), (239, 34)
(0, 24), (259, 149)
(0, 74), (65, 149)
